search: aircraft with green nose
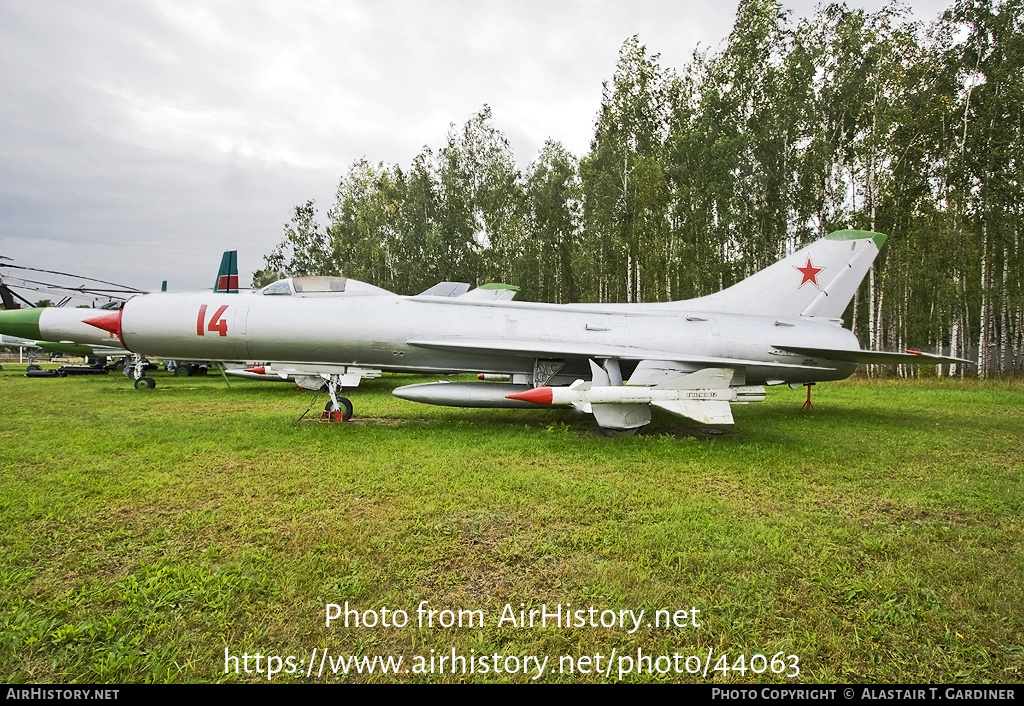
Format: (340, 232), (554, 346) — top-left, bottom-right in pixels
(0, 251), (241, 365)
(0, 306), (130, 359)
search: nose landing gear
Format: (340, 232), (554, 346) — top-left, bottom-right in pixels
(319, 374), (354, 422)
(322, 397), (354, 422)
(125, 355), (156, 390)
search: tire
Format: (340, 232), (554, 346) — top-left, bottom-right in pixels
(134, 376), (156, 390)
(175, 365), (192, 377)
(27, 364), (42, 372)
(325, 396), (354, 421)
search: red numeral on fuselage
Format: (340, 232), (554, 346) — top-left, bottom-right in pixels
(196, 304), (229, 336)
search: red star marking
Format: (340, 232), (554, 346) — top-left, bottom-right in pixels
(795, 258), (824, 288)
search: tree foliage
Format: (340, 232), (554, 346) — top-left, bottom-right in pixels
(258, 0), (1024, 374)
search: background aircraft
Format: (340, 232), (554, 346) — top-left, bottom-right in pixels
(0, 252), (240, 375)
(84, 230), (968, 432)
(0, 331), (128, 363)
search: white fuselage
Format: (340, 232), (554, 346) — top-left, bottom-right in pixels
(115, 291), (859, 385)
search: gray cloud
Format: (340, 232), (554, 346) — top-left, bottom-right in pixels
(0, 0), (952, 297)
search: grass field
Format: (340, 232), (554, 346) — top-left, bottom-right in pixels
(1, 365), (1022, 683)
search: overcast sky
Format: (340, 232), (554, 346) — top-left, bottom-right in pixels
(0, 0), (953, 302)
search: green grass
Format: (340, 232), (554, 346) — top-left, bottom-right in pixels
(1, 365), (1021, 683)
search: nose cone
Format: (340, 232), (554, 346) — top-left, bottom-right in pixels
(0, 308), (42, 340)
(83, 311), (123, 339)
(505, 387), (554, 405)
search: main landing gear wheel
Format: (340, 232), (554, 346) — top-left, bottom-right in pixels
(134, 376), (156, 390)
(324, 397), (354, 422)
(174, 365), (192, 377)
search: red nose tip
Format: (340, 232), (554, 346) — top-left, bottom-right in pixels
(245, 366), (267, 375)
(505, 387), (554, 405)
(83, 311), (123, 338)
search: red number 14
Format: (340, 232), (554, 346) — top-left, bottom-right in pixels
(196, 305), (229, 336)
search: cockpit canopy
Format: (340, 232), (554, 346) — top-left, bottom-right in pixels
(260, 276), (394, 297)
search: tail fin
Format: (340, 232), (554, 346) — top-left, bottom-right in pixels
(213, 251), (239, 293)
(681, 231), (886, 319)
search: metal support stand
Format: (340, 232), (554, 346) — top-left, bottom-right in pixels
(802, 382), (815, 411)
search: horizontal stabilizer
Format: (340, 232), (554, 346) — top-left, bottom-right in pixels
(773, 346), (973, 366)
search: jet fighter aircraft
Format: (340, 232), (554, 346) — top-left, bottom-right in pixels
(82, 231), (967, 432)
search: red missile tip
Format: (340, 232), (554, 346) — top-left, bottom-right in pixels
(506, 387), (554, 405)
(245, 366), (266, 375)
(83, 311), (123, 338)
(477, 373), (485, 380)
